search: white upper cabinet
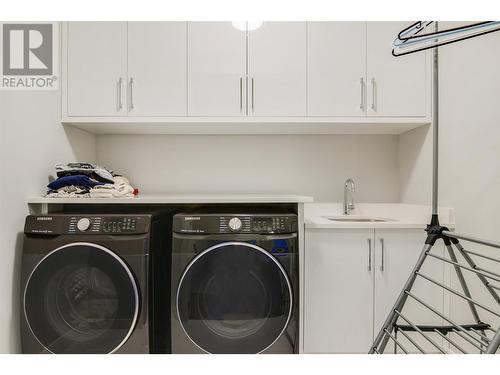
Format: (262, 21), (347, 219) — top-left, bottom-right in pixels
(187, 22), (246, 116)
(63, 21), (432, 132)
(67, 22), (127, 117)
(128, 22), (187, 116)
(307, 22), (367, 116)
(247, 22), (307, 116)
(304, 229), (375, 353)
(367, 22), (429, 117)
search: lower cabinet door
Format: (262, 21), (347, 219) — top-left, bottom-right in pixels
(374, 229), (445, 353)
(304, 228), (375, 353)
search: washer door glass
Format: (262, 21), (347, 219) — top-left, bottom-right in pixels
(24, 243), (139, 354)
(177, 242), (292, 353)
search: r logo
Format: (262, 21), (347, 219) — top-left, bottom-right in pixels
(2, 23), (53, 75)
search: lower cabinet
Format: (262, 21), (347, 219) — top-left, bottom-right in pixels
(304, 228), (444, 353)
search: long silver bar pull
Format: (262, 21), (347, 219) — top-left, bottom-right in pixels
(129, 77), (134, 111)
(360, 77), (365, 110)
(117, 77), (123, 111)
(239, 77), (243, 113)
(251, 77), (255, 113)
(371, 78), (376, 111)
(380, 238), (385, 271)
(367, 238), (372, 271)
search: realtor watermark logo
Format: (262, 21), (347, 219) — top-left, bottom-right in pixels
(0, 22), (58, 90)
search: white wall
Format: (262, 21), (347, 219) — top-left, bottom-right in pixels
(96, 134), (400, 202)
(398, 23), (500, 335)
(0, 32), (96, 352)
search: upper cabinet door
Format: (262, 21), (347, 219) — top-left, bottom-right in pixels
(367, 22), (429, 117)
(67, 22), (127, 117)
(308, 22), (367, 116)
(187, 22), (246, 116)
(248, 22), (307, 116)
(128, 22), (187, 116)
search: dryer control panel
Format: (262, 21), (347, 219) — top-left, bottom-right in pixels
(173, 213), (298, 234)
(24, 214), (151, 235)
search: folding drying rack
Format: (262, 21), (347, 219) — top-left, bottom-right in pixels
(370, 21), (500, 354)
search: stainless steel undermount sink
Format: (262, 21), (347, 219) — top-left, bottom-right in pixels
(323, 215), (396, 223)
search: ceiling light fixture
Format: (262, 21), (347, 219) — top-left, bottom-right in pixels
(232, 21), (263, 32)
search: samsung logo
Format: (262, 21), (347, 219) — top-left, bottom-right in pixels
(36, 217), (53, 221)
(184, 216), (201, 221)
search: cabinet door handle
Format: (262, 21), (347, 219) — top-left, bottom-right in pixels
(360, 77), (365, 111)
(129, 77), (134, 111)
(117, 77), (123, 111)
(239, 77), (243, 113)
(251, 77), (255, 113)
(380, 238), (385, 271)
(367, 238), (372, 271)
(371, 78), (377, 111)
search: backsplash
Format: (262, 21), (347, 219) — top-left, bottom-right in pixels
(96, 133), (399, 202)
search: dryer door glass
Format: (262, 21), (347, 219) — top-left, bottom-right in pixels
(24, 243), (139, 354)
(177, 242), (292, 353)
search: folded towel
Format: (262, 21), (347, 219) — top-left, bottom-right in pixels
(46, 185), (91, 198)
(89, 176), (135, 198)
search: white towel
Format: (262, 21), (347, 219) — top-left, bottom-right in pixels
(46, 186), (91, 198)
(89, 176), (135, 198)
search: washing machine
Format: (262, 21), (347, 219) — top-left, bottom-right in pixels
(171, 212), (299, 354)
(21, 213), (170, 354)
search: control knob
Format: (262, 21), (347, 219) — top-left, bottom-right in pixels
(228, 217), (243, 231)
(77, 218), (92, 232)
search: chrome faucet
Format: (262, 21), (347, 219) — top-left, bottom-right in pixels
(343, 178), (356, 215)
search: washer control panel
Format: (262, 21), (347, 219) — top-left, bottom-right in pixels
(250, 216), (291, 233)
(220, 216), (251, 233)
(222, 215), (297, 234)
(24, 215), (150, 235)
(69, 216), (139, 233)
(173, 213), (297, 234)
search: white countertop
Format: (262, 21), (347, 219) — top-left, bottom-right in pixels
(305, 203), (454, 229)
(27, 194), (314, 204)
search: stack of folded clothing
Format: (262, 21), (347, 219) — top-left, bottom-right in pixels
(90, 176), (135, 198)
(46, 162), (137, 198)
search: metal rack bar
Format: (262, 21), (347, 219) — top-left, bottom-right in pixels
(463, 249), (500, 264)
(443, 231), (500, 250)
(433, 329), (467, 354)
(369, 244), (433, 353)
(431, 27), (439, 214)
(469, 328), (491, 352)
(453, 330), (484, 352)
(405, 292), (486, 347)
(415, 272), (500, 317)
(445, 245), (481, 323)
(475, 266), (500, 279)
(453, 242), (500, 304)
(425, 252), (500, 283)
(485, 329), (500, 354)
(394, 311), (447, 353)
(395, 322), (490, 334)
(398, 328), (426, 353)
(469, 328), (492, 343)
(384, 329), (409, 354)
